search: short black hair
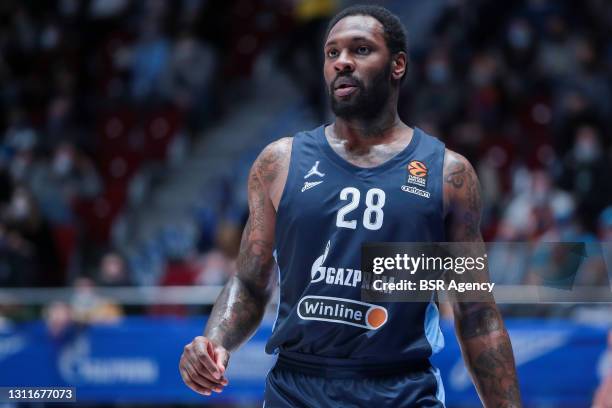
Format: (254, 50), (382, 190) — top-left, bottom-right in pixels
(325, 5), (408, 57)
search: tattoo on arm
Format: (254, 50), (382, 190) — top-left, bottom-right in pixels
(444, 160), (466, 189)
(206, 218), (274, 349)
(444, 153), (482, 241)
(444, 150), (522, 407)
(471, 341), (522, 407)
(458, 303), (501, 339)
(204, 140), (288, 351)
(455, 299), (522, 407)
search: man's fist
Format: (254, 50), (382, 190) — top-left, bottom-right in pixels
(179, 336), (229, 396)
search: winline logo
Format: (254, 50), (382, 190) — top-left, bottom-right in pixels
(297, 295), (388, 330)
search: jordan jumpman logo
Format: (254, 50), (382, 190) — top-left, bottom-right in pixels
(304, 161), (325, 179)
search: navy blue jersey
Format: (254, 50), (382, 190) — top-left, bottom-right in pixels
(267, 124), (446, 366)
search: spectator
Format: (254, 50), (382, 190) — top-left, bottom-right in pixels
(130, 20), (170, 102)
(408, 46), (464, 129)
(70, 277), (123, 324)
(29, 141), (102, 225)
(599, 207), (612, 241)
(276, 0), (338, 121)
(1, 186), (62, 286)
(96, 251), (132, 287)
(559, 125), (612, 229)
(161, 30), (216, 129)
(43, 301), (75, 339)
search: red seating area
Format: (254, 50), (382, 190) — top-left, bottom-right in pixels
(71, 107), (183, 243)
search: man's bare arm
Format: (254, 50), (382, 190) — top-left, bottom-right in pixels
(205, 138), (291, 351)
(444, 149), (522, 408)
(179, 138), (290, 396)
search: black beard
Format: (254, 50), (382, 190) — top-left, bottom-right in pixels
(330, 63), (392, 120)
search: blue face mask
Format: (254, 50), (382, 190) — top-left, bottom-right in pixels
(574, 140), (599, 163)
(426, 62), (449, 84)
(508, 26), (531, 50)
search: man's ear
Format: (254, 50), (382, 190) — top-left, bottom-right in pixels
(391, 52), (408, 81)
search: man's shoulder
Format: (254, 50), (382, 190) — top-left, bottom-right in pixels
(259, 137), (293, 162)
(255, 123), (325, 169)
(443, 148), (475, 177)
(251, 137), (293, 186)
(442, 148), (481, 216)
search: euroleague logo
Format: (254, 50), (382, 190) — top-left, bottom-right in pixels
(408, 160), (427, 186)
(402, 160), (430, 198)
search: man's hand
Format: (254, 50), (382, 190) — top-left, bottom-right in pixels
(179, 336), (229, 396)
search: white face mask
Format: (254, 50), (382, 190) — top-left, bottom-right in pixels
(52, 151), (73, 176)
(574, 139), (599, 163)
(10, 195), (30, 219)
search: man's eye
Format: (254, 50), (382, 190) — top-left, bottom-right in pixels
(327, 49), (338, 58)
(357, 46), (370, 54)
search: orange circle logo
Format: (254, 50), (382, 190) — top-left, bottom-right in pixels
(366, 307), (388, 329)
(408, 161), (427, 177)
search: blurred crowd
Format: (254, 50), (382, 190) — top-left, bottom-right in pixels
(396, 0), (612, 315)
(401, 0), (612, 244)
(0, 0), (212, 290)
(0, 0), (610, 323)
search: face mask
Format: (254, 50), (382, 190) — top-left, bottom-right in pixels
(10, 195), (30, 219)
(470, 64), (494, 87)
(10, 156), (29, 181)
(52, 151), (73, 175)
(426, 62), (449, 84)
(508, 26), (531, 50)
(41, 25), (59, 50)
(574, 139), (599, 163)
(176, 39), (195, 62)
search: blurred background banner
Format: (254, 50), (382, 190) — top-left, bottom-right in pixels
(0, 317), (275, 403)
(435, 320), (608, 407)
(0, 317), (606, 406)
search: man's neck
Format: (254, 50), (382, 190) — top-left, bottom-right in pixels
(331, 109), (407, 149)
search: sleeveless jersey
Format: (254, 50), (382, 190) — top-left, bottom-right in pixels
(267, 124), (446, 366)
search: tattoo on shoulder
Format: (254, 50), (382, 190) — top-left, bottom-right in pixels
(445, 159), (467, 189)
(253, 138), (291, 186)
(248, 138), (291, 233)
(444, 151), (482, 240)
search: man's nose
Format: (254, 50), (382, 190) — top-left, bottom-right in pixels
(334, 50), (355, 73)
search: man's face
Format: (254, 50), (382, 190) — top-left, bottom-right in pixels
(324, 15), (394, 119)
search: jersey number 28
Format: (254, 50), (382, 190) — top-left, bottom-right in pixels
(336, 187), (386, 230)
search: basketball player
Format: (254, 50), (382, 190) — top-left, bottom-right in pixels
(179, 5), (521, 407)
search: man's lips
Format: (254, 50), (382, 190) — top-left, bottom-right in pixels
(334, 85), (358, 97)
(333, 77), (360, 97)
(333, 76), (359, 89)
